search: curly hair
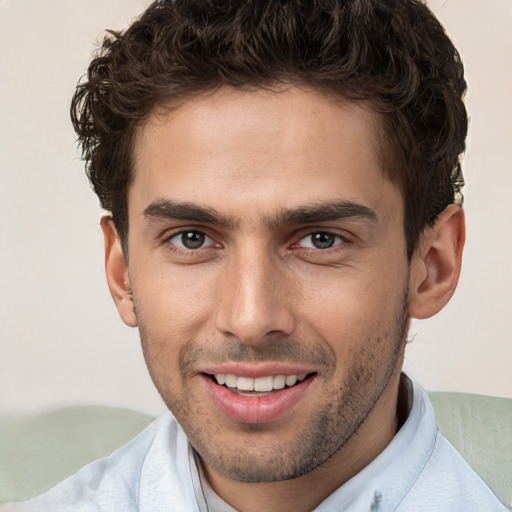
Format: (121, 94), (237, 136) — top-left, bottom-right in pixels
(71, 0), (467, 258)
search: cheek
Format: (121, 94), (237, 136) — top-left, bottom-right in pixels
(300, 270), (402, 324)
(130, 268), (218, 386)
(296, 268), (407, 353)
(132, 261), (218, 332)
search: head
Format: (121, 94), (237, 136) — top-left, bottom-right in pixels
(71, 0), (467, 260)
(71, 0), (467, 496)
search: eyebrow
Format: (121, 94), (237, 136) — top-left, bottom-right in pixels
(143, 198), (378, 229)
(143, 199), (237, 228)
(269, 201), (379, 229)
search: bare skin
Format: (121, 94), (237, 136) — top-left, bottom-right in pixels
(102, 86), (464, 511)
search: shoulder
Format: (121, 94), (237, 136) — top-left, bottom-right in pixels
(0, 413), (181, 512)
(398, 429), (508, 511)
(397, 384), (508, 512)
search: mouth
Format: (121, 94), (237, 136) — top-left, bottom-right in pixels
(208, 373), (312, 396)
(201, 369), (317, 423)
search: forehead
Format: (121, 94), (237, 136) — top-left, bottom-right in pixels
(130, 86), (400, 224)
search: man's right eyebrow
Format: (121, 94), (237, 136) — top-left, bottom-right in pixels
(143, 199), (236, 228)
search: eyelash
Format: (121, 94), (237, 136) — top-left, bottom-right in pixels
(295, 231), (349, 251)
(163, 229), (218, 253)
(162, 228), (351, 256)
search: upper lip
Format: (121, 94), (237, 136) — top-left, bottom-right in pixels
(199, 362), (316, 378)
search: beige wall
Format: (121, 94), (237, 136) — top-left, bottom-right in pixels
(0, 0), (510, 416)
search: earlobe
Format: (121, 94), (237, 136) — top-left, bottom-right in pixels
(408, 205), (465, 319)
(100, 216), (138, 328)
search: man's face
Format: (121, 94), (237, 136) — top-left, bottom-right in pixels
(123, 87), (411, 482)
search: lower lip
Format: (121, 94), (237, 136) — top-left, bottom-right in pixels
(202, 375), (314, 424)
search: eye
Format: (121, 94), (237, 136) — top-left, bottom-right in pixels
(169, 230), (214, 250)
(297, 232), (345, 249)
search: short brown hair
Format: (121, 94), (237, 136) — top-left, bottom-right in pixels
(71, 0), (467, 258)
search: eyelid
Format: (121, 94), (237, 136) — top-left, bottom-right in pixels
(160, 225), (352, 252)
(299, 234), (344, 250)
(164, 227), (219, 250)
(292, 228), (352, 248)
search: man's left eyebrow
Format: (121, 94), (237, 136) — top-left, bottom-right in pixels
(268, 201), (379, 228)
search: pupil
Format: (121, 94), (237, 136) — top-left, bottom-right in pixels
(182, 231), (205, 249)
(312, 232), (335, 249)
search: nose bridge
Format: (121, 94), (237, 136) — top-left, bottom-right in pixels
(215, 241), (294, 344)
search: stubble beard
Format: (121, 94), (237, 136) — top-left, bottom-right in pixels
(135, 286), (409, 484)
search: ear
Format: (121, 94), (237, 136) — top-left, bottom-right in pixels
(100, 216), (138, 328)
(408, 204), (465, 319)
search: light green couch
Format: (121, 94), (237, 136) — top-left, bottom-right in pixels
(1, 392), (510, 509)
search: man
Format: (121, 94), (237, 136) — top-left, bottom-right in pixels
(3, 0), (507, 510)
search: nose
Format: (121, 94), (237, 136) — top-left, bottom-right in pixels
(214, 246), (295, 345)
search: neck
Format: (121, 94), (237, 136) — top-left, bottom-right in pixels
(201, 369), (405, 512)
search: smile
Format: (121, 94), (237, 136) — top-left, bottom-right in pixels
(214, 373), (308, 393)
(202, 370), (316, 423)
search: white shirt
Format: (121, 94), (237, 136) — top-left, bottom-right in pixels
(2, 380), (507, 511)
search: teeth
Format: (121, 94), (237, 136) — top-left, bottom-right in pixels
(272, 375), (286, 389)
(214, 373), (308, 391)
(254, 376), (273, 392)
(225, 374), (238, 388)
(285, 375), (297, 387)
(237, 376), (254, 391)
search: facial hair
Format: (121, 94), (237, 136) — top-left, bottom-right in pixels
(135, 285), (409, 483)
